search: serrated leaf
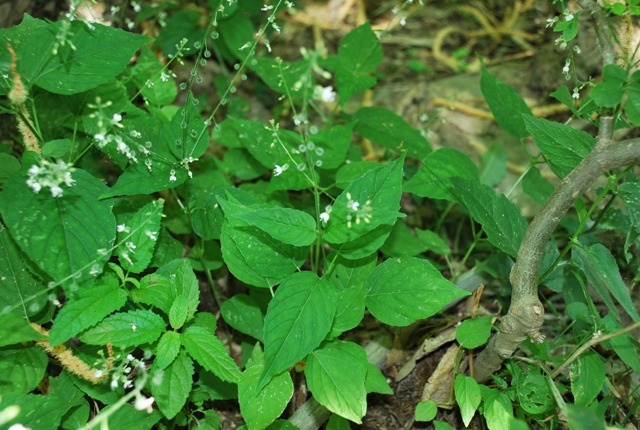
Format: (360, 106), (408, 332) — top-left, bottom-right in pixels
(157, 259), (200, 324)
(572, 243), (639, 322)
(626, 71), (640, 125)
(239, 347), (294, 430)
(220, 294), (265, 342)
(404, 148), (479, 201)
(0, 154), (20, 183)
(330, 224), (394, 260)
(324, 157), (404, 244)
(484, 393), (513, 430)
(260, 271), (337, 388)
(524, 115), (595, 179)
(480, 65), (532, 139)
(152, 350), (194, 419)
(365, 363), (393, 395)
(102, 97), (206, 197)
(305, 340), (368, 424)
(353, 107), (431, 159)
(8, 16), (150, 95)
(131, 273), (173, 313)
(229, 207), (317, 247)
(0, 169), (116, 291)
(116, 200), (164, 273)
(155, 330), (181, 369)
(169, 294), (189, 330)
(181, 323), (241, 384)
(1, 392), (72, 430)
(480, 143), (506, 186)
(49, 276), (128, 345)
(0, 346), (48, 394)
(565, 404), (606, 430)
(220, 220), (307, 289)
(335, 22), (382, 102)
(365, 257), (469, 326)
(454, 374), (481, 427)
(79, 309), (166, 348)
(451, 177), (527, 257)
(455, 316), (493, 349)
(0, 224), (46, 317)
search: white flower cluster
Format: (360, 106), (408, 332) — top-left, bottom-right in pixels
(313, 85), (336, 103)
(26, 159), (76, 198)
(345, 192), (372, 229)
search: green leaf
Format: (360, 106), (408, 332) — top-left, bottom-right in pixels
(353, 107), (431, 159)
(454, 374), (481, 427)
(311, 124), (353, 169)
(239, 347), (294, 430)
(620, 176), (640, 232)
(152, 350), (194, 419)
(0, 313), (47, 346)
(42, 139), (72, 159)
(1, 392), (75, 430)
(451, 177), (527, 257)
(324, 157), (404, 244)
(602, 314), (640, 373)
(79, 309), (166, 348)
(365, 363), (393, 395)
(327, 414), (351, 430)
(590, 64), (627, 108)
(455, 316), (493, 349)
(0, 169), (116, 291)
(131, 273), (173, 314)
(380, 221), (431, 257)
(220, 215), (307, 288)
(102, 98), (207, 197)
(169, 294), (189, 330)
(0, 154), (20, 184)
(365, 257), (469, 326)
(483, 392), (513, 430)
(626, 71), (640, 125)
(101, 404), (162, 430)
(330, 224), (394, 260)
(573, 243), (640, 322)
(0, 346), (48, 394)
(571, 351), (605, 406)
(9, 16), (150, 94)
(157, 259), (201, 324)
(522, 167), (554, 204)
(0, 224), (47, 317)
(181, 320), (241, 384)
(515, 368), (554, 415)
(335, 22), (382, 102)
(480, 65), (533, 139)
(404, 148), (479, 201)
(524, 115), (595, 179)
(229, 206), (317, 247)
(132, 47), (178, 106)
(566, 404), (606, 430)
(49, 275), (128, 345)
(305, 340), (368, 424)
(260, 271), (337, 388)
(480, 143), (507, 186)
(220, 294), (265, 342)
(154, 331), (181, 370)
(415, 400), (438, 422)
(116, 200), (164, 273)
(326, 253), (375, 337)
(251, 57), (314, 99)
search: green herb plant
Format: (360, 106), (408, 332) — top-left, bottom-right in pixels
(0, 0), (638, 429)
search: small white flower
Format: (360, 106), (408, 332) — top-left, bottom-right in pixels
(8, 424), (31, 430)
(131, 324), (137, 332)
(273, 164), (289, 177)
(117, 224), (127, 233)
(145, 230), (158, 241)
(572, 89), (580, 99)
(134, 395), (155, 413)
(94, 370), (104, 378)
(562, 60), (570, 74)
(112, 113), (122, 123)
(127, 354), (136, 361)
(313, 85), (336, 103)
(565, 12), (574, 21)
(50, 185), (63, 198)
(111, 379), (118, 390)
(320, 212), (330, 223)
(160, 71), (170, 82)
(169, 169), (177, 182)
